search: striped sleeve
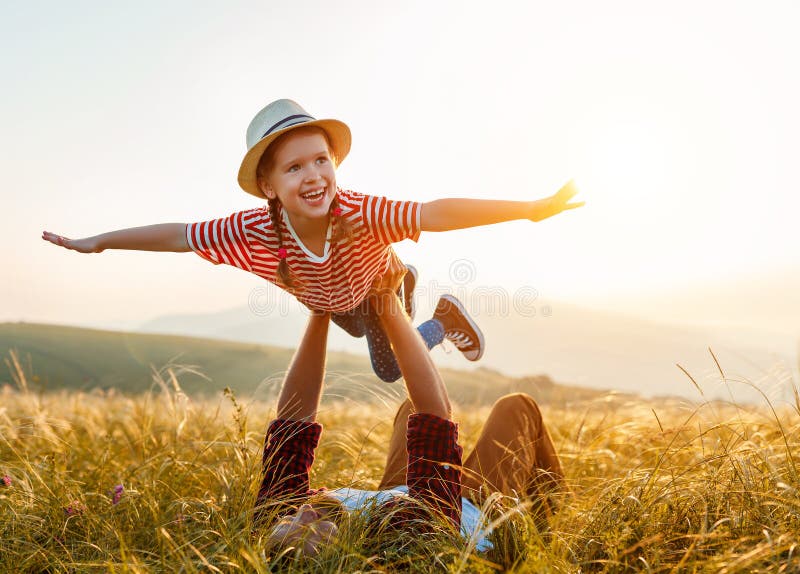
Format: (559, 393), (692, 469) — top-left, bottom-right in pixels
(360, 194), (422, 244)
(186, 210), (254, 272)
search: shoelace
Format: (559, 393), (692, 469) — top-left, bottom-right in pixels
(445, 330), (474, 349)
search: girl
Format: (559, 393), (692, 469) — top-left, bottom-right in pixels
(42, 99), (583, 382)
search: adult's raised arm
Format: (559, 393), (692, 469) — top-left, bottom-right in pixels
(258, 311), (331, 505)
(275, 311), (331, 422)
(376, 291), (462, 527)
(376, 292), (450, 419)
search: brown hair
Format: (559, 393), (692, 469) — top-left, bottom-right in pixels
(256, 126), (353, 288)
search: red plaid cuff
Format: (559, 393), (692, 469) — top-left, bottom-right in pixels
(258, 419), (322, 501)
(406, 413), (463, 528)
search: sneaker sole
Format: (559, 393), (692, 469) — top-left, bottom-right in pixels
(403, 265), (418, 320)
(440, 294), (485, 361)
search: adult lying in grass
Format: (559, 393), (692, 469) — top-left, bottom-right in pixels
(253, 291), (565, 557)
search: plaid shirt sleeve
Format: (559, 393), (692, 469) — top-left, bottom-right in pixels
(404, 413), (463, 528)
(258, 418), (321, 503)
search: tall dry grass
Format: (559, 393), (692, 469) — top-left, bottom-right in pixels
(1, 349), (799, 573)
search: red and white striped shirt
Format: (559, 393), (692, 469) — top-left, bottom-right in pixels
(186, 188), (422, 312)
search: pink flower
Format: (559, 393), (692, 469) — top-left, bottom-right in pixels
(277, 247), (288, 259)
(1, 475), (11, 487)
(112, 484), (124, 505)
(332, 207), (343, 217)
(64, 501), (85, 516)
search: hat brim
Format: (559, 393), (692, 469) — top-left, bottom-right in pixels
(237, 118), (351, 198)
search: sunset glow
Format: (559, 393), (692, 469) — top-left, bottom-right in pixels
(2, 1), (797, 374)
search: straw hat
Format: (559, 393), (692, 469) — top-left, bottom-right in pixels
(237, 99), (351, 198)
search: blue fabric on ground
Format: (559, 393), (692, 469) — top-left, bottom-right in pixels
(328, 486), (493, 552)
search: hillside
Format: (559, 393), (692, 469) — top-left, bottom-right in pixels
(132, 298), (798, 402)
(0, 322), (611, 406)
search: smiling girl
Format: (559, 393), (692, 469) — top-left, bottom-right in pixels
(42, 99), (583, 383)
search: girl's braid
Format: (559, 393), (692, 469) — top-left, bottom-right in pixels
(267, 197), (294, 287)
(329, 192), (353, 244)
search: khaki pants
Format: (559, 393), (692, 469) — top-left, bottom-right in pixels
(378, 393), (565, 514)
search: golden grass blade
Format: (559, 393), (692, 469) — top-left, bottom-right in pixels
(709, 347), (726, 380)
(676, 363), (704, 396)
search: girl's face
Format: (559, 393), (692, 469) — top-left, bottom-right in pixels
(258, 129), (337, 224)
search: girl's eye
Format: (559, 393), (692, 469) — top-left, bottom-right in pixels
(316, 157), (328, 165)
(288, 164), (300, 173)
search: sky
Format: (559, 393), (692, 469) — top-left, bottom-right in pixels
(2, 1), (798, 342)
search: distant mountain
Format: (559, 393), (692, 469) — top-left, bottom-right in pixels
(138, 304), (311, 349)
(134, 298), (798, 403)
(0, 323), (609, 406)
(594, 266), (800, 350)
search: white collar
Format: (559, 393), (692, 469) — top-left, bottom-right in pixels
(281, 210), (332, 263)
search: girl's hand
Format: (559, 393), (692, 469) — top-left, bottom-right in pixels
(41, 231), (103, 253)
(529, 180), (585, 222)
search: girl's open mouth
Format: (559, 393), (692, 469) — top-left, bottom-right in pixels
(301, 188), (327, 204)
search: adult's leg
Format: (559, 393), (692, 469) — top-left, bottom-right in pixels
(461, 393), (564, 510)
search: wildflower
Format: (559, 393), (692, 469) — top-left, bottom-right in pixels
(1, 475), (11, 487)
(64, 501), (86, 516)
(277, 247), (288, 259)
(332, 207), (343, 216)
(112, 484), (124, 505)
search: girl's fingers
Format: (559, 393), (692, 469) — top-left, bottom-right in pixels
(42, 232), (71, 248)
(555, 180), (578, 201)
(558, 188), (577, 202)
(564, 201), (585, 210)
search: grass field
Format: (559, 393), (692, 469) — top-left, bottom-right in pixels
(2, 350), (799, 572)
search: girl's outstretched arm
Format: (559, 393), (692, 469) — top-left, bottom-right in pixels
(42, 223), (191, 253)
(420, 180), (584, 232)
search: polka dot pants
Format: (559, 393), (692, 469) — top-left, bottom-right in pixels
(332, 299), (445, 383)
